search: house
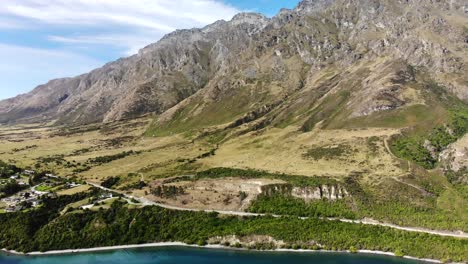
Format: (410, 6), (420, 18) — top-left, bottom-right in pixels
(66, 182), (81, 188)
(46, 174), (59, 179)
(17, 180), (27, 185)
(100, 193), (113, 199)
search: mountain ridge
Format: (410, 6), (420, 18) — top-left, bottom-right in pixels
(0, 0), (466, 126)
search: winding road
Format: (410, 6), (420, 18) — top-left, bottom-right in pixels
(87, 182), (468, 239)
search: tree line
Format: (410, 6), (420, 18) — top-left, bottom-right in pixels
(0, 198), (465, 262)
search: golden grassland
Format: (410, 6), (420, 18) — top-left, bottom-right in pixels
(202, 126), (403, 180)
(0, 116), (405, 185)
(0, 114), (466, 231)
(56, 184), (91, 196)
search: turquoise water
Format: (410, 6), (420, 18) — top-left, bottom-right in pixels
(0, 247), (427, 264)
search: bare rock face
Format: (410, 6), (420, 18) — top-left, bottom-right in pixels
(424, 140), (439, 160)
(0, 0), (466, 125)
(260, 183), (349, 201)
(439, 134), (468, 173)
(292, 185), (349, 201)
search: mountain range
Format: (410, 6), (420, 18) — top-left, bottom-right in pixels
(0, 0), (466, 128)
(0, 2), (467, 254)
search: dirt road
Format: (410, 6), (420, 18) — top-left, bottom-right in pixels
(87, 182), (468, 239)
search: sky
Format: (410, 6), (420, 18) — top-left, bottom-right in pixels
(0, 0), (300, 100)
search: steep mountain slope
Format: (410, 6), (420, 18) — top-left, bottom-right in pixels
(0, 0), (466, 127)
(1, 2), (468, 259)
(0, 13), (269, 124)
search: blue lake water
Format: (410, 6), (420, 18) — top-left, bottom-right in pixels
(0, 247), (427, 264)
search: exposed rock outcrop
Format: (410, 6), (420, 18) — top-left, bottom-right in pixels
(261, 184), (349, 201)
(292, 185), (349, 201)
(439, 134), (468, 173)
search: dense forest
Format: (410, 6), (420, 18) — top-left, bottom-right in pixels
(0, 196), (466, 263)
(0, 180), (27, 198)
(248, 194), (357, 219)
(0, 161), (21, 178)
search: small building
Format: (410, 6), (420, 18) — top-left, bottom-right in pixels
(46, 174), (59, 179)
(100, 193), (113, 199)
(17, 181), (27, 185)
(66, 182), (81, 188)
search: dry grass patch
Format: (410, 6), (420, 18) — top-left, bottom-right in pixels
(201, 126), (404, 180)
(0, 119), (408, 192)
(147, 177), (284, 211)
(56, 185), (91, 196)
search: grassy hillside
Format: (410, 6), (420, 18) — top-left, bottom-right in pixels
(0, 67), (466, 233)
(390, 82), (468, 170)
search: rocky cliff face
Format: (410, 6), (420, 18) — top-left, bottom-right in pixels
(292, 185), (349, 201)
(439, 134), (468, 183)
(260, 184), (349, 201)
(0, 0), (466, 126)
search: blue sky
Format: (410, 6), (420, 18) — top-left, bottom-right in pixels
(0, 0), (300, 100)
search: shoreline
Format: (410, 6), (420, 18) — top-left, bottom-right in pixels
(1, 242), (447, 263)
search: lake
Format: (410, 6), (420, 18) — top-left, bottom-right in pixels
(0, 247), (427, 264)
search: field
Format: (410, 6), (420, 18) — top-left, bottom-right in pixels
(203, 126), (403, 180)
(56, 185), (91, 196)
(0, 112), (466, 231)
(0, 117), (208, 181)
(0, 117), (404, 183)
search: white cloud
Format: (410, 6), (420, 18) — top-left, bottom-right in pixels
(0, 43), (103, 100)
(2, 0), (239, 28)
(0, 0), (242, 99)
(48, 33), (164, 56)
(0, 0), (240, 55)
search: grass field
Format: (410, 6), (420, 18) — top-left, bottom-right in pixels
(202, 126), (403, 180)
(0, 120), (404, 184)
(90, 197), (119, 211)
(56, 185), (91, 196)
(35, 184), (54, 192)
(61, 198), (90, 214)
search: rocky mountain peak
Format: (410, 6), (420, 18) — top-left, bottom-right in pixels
(231, 13), (268, 23)
(295, 0), (335, 13)
(229, 12), (270, 33)
(0, 0), (466, 126)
